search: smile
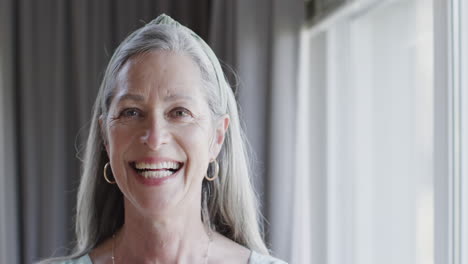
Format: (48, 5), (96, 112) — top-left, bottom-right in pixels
(130, 160), (183, 179)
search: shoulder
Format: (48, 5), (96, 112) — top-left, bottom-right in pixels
(248, 251), (288, 264)
(209, 232), (287, 264)
(209, 232), (251, 263)
(42, 254), (93, 264)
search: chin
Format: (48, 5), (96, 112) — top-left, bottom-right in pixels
(124, 174), (187, 216)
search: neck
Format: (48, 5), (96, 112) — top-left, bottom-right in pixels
(113, 198), (211, 263)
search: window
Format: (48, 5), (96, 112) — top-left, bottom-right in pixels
(294, 0), (467, 263)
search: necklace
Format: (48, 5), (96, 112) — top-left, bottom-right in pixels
(111, 231), (213, 264)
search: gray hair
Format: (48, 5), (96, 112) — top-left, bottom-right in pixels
(38, 15), (268, 263)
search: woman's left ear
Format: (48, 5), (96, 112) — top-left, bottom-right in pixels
(211, 114), (230, 159)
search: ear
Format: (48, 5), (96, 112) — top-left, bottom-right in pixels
(210, 114), (230, 160)
(98, 115), (109, 154)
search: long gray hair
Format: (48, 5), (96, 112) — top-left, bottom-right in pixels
(39, 14), (268, 263)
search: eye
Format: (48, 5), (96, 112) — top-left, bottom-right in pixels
(119, 108), (142, 118)
(169, 107), (193, 119)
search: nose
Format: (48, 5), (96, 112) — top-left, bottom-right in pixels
(140, 116), (170, 150)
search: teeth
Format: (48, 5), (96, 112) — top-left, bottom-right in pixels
(140, 170), (175, 179)
(135, 161), (181, 170)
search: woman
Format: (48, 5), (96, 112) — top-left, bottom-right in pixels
(41, 14), (286, 264)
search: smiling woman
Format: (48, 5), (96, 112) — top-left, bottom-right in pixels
(103, 51), (222, 218)
(38, 14), (286, 264)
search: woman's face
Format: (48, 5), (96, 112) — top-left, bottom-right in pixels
(102, 51), (228, 217)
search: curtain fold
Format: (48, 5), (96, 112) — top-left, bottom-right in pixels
(0, 0), (20, 263)
(13, 1), (211, 262)
(6, 0), (303, 262)
(211, 1), (304, 262)
(265, 1), (304, 261)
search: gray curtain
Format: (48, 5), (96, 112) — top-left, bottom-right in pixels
(0, 0), (20, 263)
(211, 1), (304, 261)
(11, 1), (211, 262)
(0, 0), (303, 263)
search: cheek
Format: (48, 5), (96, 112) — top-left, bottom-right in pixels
(106, 123), (141, 189)
(175, 124), (213, 169)
(106, 122), (138, 158)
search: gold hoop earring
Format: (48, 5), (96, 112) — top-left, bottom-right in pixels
(205, 160), (219, 181)
(103, 162), (116, 184)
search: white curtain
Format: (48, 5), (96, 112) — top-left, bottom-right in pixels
(296, 1), (438, 264)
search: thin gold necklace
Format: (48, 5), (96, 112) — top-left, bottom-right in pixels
(111, 232), (212, 264)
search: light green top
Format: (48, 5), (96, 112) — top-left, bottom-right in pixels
(53, 251), (287, 264)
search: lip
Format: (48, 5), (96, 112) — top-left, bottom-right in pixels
(129, 157), (184, 186)
(132, 157), (183, 164)
(133, 167), (181, 186)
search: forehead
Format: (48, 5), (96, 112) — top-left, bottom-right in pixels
(115, 50), (204, 98)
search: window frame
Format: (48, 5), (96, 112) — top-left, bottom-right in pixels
(460, 1), (468, 262)
(434, 0), (467, 263)
(300, 0), (465, 263)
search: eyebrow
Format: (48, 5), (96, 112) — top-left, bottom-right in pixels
(163, 94), (194, 102)
(116, 93), (145, 103)
(115, 93), (194, 103)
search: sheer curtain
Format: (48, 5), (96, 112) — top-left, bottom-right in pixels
(297, 0), (437, 263)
